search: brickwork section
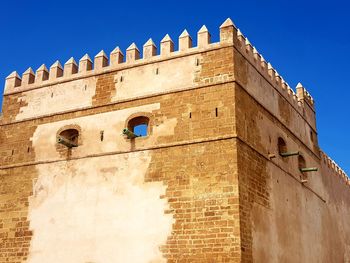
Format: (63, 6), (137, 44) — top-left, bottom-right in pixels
(0, 83), (235, 167)
(1, 42), (238, 263)
(0, 84), (237, 262)
(196, 48), (234, 86)
(0, 167), (36, 263)
(236, 140), (268, 263)
(92, 73), (115, 106)
(1, 94), (27, 123)
(147, 140), (240, 262)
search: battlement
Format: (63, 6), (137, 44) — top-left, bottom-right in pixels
(1, 17), (350, 263)
(233, 28), (315, 111)
(320, 150), (350, 187)
(3, 18), (314, 112)
(4, 22), (215, 94)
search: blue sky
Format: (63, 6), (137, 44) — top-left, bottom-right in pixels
(0, 0), (349, 173)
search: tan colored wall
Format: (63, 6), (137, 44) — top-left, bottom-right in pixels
(1, 20), (349, 263)
(0, 41), (241, 262)
(233, 48), (318, 156)
(234, 80), (350, 262)
(3, 55), (199, 122)
(28, 153), (173, 263)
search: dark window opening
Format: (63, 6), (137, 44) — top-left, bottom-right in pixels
(278, 137), (287, 154)
(128, 116), (149, 137)
(189, 112), (192, 119)
(100, 131), (104, 141)
(298, 155), (306, 170)
(58, 129), (79, 147)
(310, 130), (314, 143)
(215, 108), (218, 117)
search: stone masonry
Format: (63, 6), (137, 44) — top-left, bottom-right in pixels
(0, 18), (349, 262)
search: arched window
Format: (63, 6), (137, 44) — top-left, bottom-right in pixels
(57, 128), (79, 147)
(127, 116), (149, 137)
(278, 137), (287, 154)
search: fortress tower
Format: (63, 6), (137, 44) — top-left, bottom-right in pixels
(0, 18), (349, 262)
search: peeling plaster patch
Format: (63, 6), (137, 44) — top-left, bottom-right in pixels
(28, 103), (177, 263)
(112, 56), (197, 101)
(27, 152), (173, 263)
(16, 77), (97, 121)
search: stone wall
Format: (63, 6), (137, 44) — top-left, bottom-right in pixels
(233, 45), (350, 262)
(0, 27), (241, 261)
(1, 18), (349, 263)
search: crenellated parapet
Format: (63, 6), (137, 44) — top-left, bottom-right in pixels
(296, 82), (315, 107)
(233, 26), (316, 112)
(320, 151), (350, 187)
(3, 17), (315, 117)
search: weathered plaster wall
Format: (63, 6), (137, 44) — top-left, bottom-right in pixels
(251, 159), (350, 263)
(15, 78), (97, 121)
(233, 49), (317, 155)
(0, 77), (239, 262)
(28, 153), (173, 263)
(31, 103), (165, 161)
(234, 81), (350, 262)
(112, 55), (199, 102)
(3, 54), (203, 123)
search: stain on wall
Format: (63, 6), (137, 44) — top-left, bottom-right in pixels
(112, 56), (198, 102)
(14, 77), (97, 121)
(27, 153), (173, 263)
(26, 103), (178, 262)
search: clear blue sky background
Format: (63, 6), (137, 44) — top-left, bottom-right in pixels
(0, 0), (349, 173)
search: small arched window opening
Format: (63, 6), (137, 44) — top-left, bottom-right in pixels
(57, 129), (79, 148)
(127, 116), (149, 137)
(310, 130), (314, 143)
(278, 137), (287, 155)
(298, 155), (306, 170)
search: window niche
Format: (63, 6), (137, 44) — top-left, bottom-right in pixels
(124, 115), (150, 139)
(298, 155), (306, 171)
(278, 137), (287, 155)
(57, 128), (79, 148)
